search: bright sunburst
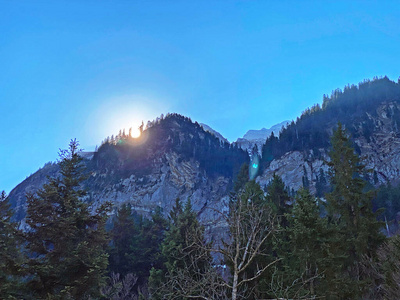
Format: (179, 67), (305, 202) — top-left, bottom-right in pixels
(87, 94), (167, 145)
(130, 126), (141, 138)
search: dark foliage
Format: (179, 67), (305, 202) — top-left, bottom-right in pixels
(0, 191), (25, 299)
(24, 140), (111, 299)
(108, 204), (167, 296)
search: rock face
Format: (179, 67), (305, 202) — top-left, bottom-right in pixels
(8, 114), (248, 230)
(236, 120), (290, 153)
(84, 149), (232, 227)
(257, 101), (400, 192)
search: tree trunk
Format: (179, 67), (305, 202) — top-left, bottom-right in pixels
(232, 271), (238, 300)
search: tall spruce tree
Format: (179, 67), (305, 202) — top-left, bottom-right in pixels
(108, 203), (137, 277)
(149, 198), (215, 299)
(283, 188), (329, 298)
(25, 140), (111, 299)
(325, 123), (385, 298)
(108, 204), (167, 296)
(258, 175), (292, 298)
(266, 174), (291, 219)
(0, 191), (24, 299)
(233, 162), (249, 193)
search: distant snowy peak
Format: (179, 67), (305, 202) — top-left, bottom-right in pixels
(236, 120), (290, 153)
(200, 123), (229, 144)
(242, 120), (290, 141)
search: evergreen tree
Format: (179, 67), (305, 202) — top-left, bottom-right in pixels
(108, 203), (137, 277)
(233, 163), (249, 193)
(257, 176), (292, 298)
(325, 123), (385, 298)
(149, 198), (214, 299)
(25, 140), (111, 299)
(283, 188), (329, 298)
(137, 206), (168, 276)
(266, 174), (291, 218)
(315, 168), (328, 198)
(108, 204), (167, 297)
(0, 191), (24, 299)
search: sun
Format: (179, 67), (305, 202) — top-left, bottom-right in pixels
(88, 94), (168, 145)
(130, 126), (141, 138)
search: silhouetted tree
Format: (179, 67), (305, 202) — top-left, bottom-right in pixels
(25, 140), (111, 299)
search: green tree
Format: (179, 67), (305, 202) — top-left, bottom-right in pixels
(233, 162), (249, 193)
(25, 140), (111, 299)
(257, 176), (294, 299)
(325, 123), (385, 298)
(149, 198), (216, 299)
(266, 174), (291, 219)
(108, 203), (137, 277)
(0, 191), (25, 299)
(282, 188), (329, 298)
(108, 204), (167, 296)
(315, 168), (328, 198)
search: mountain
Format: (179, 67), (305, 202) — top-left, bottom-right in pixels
(236, 120), (290, 153)
(199, 123), (229, 143)
(258, 76), (400, 195)
(8, 77), (400, 225)
(243, 121), (290, 141)
(8, 114), (248, 227)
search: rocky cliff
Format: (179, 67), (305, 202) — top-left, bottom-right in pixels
(8, 114), (247, 229)
(258, 101), (400, 194)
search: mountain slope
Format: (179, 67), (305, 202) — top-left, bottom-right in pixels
(258, 77), (400, 194)
(8, 77), (400, 224)
(8, 114), (249, 225)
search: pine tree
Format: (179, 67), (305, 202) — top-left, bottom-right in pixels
(257, 176), (292, 298)
(25, 140), (111, 299)
(325, 123), (385, 298)
(108, 204), (167, 297)
(108, 203), (137, 277)
(283, 188), (329, 298)
(0, 191), (24, 299)
(266, 174), (291, 219)
(233, 163), (249, 193)
(149, 198), (215, 299)
(164, 198), (211, 278)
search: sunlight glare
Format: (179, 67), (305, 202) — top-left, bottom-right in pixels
(87, 94), (168, 145)
(131, 127), (141, 138)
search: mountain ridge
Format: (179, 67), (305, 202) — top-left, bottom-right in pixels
(7, 76), (400, 224)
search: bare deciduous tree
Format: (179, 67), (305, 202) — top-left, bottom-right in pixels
(102, 273), (148, 300)
(215, 193), (280, 300)
(154, 187), (280, 300)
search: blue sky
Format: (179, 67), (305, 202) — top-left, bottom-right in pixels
(1, 0), (400, 193)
